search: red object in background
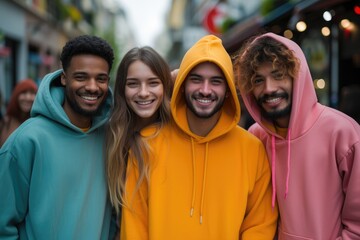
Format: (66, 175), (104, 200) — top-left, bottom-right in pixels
(0, 46), (11, 57)
(203, 5), (226, 35)
(354, 5), (360, 15)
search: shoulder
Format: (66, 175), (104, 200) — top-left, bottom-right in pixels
(321, 107), (360, 135)
(227, 125), (265, 149)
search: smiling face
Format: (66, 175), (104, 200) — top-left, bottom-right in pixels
(252, 62), (292, 127)
(184, 62), (227, 121)
(61, 54), (110, 128)
(125, 60), (164, 124)
(18, 90), (36, 113)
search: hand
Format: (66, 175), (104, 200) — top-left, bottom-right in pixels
(171, 69), (179, 83)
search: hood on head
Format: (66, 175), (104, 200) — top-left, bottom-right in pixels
(171, 35), (240, 141)
(240, 32), (319, 138)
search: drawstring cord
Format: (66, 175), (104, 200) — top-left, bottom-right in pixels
(190, 138), (196, 217)
(271, 128), (291, 208)
(271, 135), (276, 208)
(199, 142), (209, 224)
(285, 128), (291, 199)
(189, 138), (209, 224)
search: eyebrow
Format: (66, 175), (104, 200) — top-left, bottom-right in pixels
(188, 73), (224, 79)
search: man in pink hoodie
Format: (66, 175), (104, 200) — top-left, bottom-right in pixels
(235, 32), (360, 239)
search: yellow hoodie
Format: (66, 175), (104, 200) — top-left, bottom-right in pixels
(121, 35), (278, 240)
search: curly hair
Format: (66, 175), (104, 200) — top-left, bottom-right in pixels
(106, 46), (172, 214)
(60, 35), (114, 72)
(234, 35), (299, 93)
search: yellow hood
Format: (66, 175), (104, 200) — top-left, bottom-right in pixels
(171, 35), (240, 142)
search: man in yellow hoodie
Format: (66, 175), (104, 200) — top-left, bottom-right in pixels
(121, 35), (278, 239)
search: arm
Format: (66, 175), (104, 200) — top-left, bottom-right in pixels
(0, 143), (30, 238)
(340, 142), (360, 239)
(120, 159), (149, 240)
(240, 142), (278, 240)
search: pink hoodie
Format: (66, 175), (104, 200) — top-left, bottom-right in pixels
(240, 33), (360, 240)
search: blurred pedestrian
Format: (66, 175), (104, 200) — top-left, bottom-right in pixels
(121, 35), (277, 239)
(0, 35), (115, 239)
(235, 32), (360, 239)
(0, 79), (37, 147)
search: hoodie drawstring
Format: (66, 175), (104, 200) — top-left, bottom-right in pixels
(270, 128), (291, 208)
(285, 128), (291, 199)
(189, 138), (209, 224)
(199, 142), (209, 224)
(271, 135), (276, 208)
(190, 138), (196, 217)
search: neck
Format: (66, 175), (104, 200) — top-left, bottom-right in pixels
(186, 108), (220, 137)
(62, 102), (92, 128)
(274, 116), (290, 128)
(135, 113), (159, 131)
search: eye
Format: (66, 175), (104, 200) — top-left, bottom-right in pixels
(252, 77), (264, 85)
(149, 79), (162, 87)
(74, 74), (87, 81)
(97, 75), (109, 83)
(211, 78), (225, 85)
(126, 80), (139, 88)
(188, 76), (202, 83)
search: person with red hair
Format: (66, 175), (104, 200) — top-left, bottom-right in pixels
(0, 79), (37, 147)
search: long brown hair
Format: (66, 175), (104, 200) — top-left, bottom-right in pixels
(106, 46), (172, 214)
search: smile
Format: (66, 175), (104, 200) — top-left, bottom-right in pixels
(81, 95), (99, 101)
(265, 97), (282, 103)
(197, 99), (212, 103)
(136, 100), (154, 105)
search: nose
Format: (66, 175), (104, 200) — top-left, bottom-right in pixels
(138, 83), (150, 97)
(263, 78), (277, 93)
(199, 80), (212, 96)
(85, 78), (99, 92)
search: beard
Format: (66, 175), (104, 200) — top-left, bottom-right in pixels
(257, 92), (291, 121)
(185, 92), (225, 119)
(65, 92), (106, 117)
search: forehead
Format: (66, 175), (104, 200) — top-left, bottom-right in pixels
(256, 62), (276, 74)
(127, 60), (156, 78)
(66, 54), (109, 73)
(188, 62), (224, 76)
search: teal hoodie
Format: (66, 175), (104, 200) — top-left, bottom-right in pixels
(0, 69), (113, 239)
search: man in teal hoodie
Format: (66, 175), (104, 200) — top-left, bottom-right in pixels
(0, 35), (114, 239)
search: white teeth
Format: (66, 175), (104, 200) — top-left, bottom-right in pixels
(82, 96), (97, 100)
(197, 99), (212, 103)
(266, 97), (281, 103)
(137, 100), (152, 105)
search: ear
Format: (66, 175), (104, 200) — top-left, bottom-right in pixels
(60, 72), (66, 86)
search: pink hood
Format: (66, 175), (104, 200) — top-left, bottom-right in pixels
(241, 32), (324, 138)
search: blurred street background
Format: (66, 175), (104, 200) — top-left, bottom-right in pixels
(0, 0), (359, 124)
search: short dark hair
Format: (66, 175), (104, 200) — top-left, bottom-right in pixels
(60, 35), (114, 72)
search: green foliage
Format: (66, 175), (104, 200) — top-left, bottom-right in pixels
(93, 20), (123, 89)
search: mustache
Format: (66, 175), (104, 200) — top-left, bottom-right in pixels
(193, 92), (217, 100)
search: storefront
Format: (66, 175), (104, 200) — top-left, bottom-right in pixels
(222, 0), (360, 109)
